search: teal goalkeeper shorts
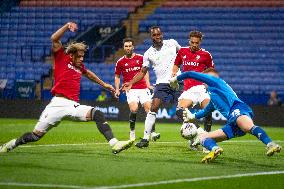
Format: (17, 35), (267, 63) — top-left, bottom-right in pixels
(221, 102), (254, 139)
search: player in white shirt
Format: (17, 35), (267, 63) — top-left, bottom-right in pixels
(122, 26), (181, 148)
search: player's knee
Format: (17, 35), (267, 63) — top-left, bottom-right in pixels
(33, 129), (45, 137)
(92, 109), (106, 124)
(199, 133), (209, 144)
(144, 106), (150, 113)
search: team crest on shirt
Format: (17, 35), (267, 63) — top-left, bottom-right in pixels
(183, 55), (186, 59)
(125, 63), (128, 66)
(136, 60), (139, 64)
(196, 55), (200, 60)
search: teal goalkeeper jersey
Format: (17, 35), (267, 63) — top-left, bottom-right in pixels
(176, 71), (244, 119)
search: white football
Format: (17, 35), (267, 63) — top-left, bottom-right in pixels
(180, 122), (198, 140)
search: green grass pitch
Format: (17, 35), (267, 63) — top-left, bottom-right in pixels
(0, 118), (283, 189)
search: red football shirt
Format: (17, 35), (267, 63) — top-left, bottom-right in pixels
(174, 47), (214, 91)
(115, 54), (147, 89)
(51, 48), (87, 102)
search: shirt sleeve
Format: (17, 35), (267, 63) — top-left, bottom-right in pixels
(177, 71), (220, 88)
(80, 63), (87, 74)
(174, 50), (182, 66)
(142, 51), (150, 68)
(170, 39), (181, 52)
(53, 48), (64, 61)
(205, 51), (215, 68)
(114, 61), (121, 75)
(195, 101), (215, 119)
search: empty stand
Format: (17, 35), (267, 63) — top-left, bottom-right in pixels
(137, 6), (284, 95)
(0, 1), (136, 96)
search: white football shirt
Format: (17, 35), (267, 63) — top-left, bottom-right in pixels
(143, 39), (181, 84)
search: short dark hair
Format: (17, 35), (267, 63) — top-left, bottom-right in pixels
(149, 26), (161, 33)
(123, 37), (134, 45)
(189, 30), (203, 40)
(203, 68), (219, 74)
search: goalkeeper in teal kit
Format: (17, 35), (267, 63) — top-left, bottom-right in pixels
(169, 68), (282, 163)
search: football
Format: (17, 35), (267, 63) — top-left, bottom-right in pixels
(180, 122), (198, 140)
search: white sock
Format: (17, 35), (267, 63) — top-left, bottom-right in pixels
(143, 111), (156, 140)
(109, 138), (119, 146)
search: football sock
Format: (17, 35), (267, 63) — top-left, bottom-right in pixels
(96, 123), (115, 142)
(92, 109), (114, 141)
(175, 107), (184, 122)
(202, 138), (218, 151)
(129, 112), (137, 131)
(204, 113), (212, 132)
(250, 125), (272, 145)
(15, 132), (41, 146)
(143, 111), (156, 140)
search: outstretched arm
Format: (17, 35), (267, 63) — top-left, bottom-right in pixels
(122, 67), (148, 92)
(50, 22), (77, 52)
(195, 101), (215, 119)
(177, 71), (219, 88)
(144, 70), (153, 89)
(183, 101), (214, 122)
(84, 70), (115, 93)
(114, 74), (121, 98)
(131, 67), (148, 85)
(171, 64), (179, 77)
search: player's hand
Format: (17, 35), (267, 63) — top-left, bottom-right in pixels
(169, 76), (179, 90)
(148, 85), (154, 91)
(191, 135), (200, 146)
(67, 22), (77, 32)
(183, 108), (195, 122)
(121, 82), (132, 92)
(171, 72), (177, 78)
(104, 83), (116, 93)
(147, 85), (154, 94)
(114, 89), (120, 98)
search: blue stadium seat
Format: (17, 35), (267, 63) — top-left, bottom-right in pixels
(137, 7), (284, 95)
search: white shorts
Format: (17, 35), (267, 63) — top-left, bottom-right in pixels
(35, 97), (93, 132)
(126, 88), (152, 105)
(178, 85), (210, 107)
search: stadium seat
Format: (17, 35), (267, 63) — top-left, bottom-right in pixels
(137, 6), (284, 96)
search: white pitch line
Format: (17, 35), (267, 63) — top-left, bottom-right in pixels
(19, 140), (284, 148)
(92, 171), (284, 189)
(0, 171), (283, 189)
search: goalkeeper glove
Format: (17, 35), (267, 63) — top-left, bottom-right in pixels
(169, 76), (179, 90)
(183, 108), (195, 122)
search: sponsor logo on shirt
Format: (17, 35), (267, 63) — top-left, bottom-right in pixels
(68, 63), (82, 74)
(196, 55), (200, 60)
(125, 66), (141, 73)
(183, 61), (200, 66)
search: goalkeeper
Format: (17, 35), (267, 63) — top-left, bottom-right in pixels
(169, 68), (282, 163)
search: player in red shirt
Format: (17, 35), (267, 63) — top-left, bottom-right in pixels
(171, 31), (214, 150)
(114, 38), (160, 141)
(0, 22), (133, 154)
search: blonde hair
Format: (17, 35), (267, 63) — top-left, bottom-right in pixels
(65, 41), (88, 54)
